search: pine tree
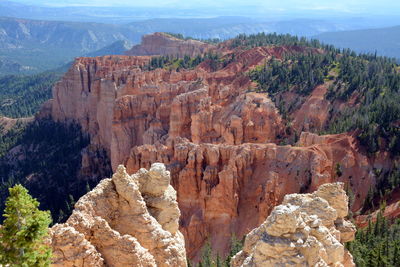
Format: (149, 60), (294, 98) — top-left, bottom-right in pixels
(200, 241), (213, 267)
(393, 243), (399, 265)
(216, 254), (222, 267)
(224, 234), (243, 266)
(0, 184), (52, 266)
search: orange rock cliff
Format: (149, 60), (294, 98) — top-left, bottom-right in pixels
(41, 33), (378, 259)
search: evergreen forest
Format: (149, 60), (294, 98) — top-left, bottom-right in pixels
(0, 72), (61, 118)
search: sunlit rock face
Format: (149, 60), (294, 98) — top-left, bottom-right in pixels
(125, 32), (215, 57)
(44, 33), (374, 259)
(50, 163), (187, 267)
(231, 183), (356, 267)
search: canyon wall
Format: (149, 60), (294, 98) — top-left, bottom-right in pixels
(44, 33), (375, 258)
(50, 163), (186, 267)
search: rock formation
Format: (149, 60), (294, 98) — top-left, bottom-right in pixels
(355, 190), (400, 228)
(43, 34), (376, 258)
(125, 32), (215, 57)
(231, 183), (356, 267)
(50, 163), (187, 267)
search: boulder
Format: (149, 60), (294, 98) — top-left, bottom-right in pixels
(231, 183), (356, 267)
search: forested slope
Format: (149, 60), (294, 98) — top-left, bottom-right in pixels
(0, 72), (61, 118)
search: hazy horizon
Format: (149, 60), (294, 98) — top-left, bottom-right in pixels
(5, 0), (400, 17)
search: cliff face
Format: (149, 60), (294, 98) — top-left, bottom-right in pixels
(44, 34), (375, 258)
(50, 163), (186, 267)
(125, 32), (215, 57)
(126, 133), (372, 257)
(232, 183), (356, 267)
(355, 188), (400, 228)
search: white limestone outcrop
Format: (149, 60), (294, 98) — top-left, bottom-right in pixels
(50, 163), (186, 267)
(231, 183), (356, 267)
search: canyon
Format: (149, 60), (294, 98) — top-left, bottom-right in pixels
(42, 33), (379, 259)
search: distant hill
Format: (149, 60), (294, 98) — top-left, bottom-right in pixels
(0, 17), (137, 51)
(0, 58), (33, 74)
(2, 13), (400, 75)
(84, 40), (132, 58)
(126, 18), (349, 40)
(53, 40), (133, 74)
(0, 17), (140, 74)
(0, 16), (353, 75)
(314, 26), (400, 59)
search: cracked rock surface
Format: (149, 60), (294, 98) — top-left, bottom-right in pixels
(231, 183), (356, 267)
(50, 163), (186, 267)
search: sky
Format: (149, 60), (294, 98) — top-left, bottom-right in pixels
(8, 0), (400, 14)
(0, 0), (400, 18)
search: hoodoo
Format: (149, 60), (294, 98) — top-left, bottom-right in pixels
(231, 183), (356, 267)
(50, 163), (187, 267)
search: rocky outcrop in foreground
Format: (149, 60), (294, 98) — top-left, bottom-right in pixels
(232, 183), (356, 267)
(50, 163), (186, 267)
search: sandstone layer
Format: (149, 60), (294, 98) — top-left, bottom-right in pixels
(231, 183), (356, 267)
(50, 163), (186, 267)
(44, 33), (376, 258)
(125, 32), (215, 57)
